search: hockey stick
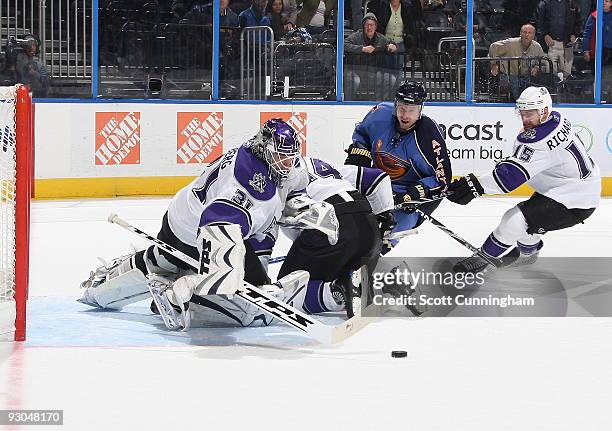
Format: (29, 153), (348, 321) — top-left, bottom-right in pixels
(414, 209), (503, 267)
(393, 194), (449, 211)
(108, 213), (371, 344)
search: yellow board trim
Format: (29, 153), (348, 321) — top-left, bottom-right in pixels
(34, 176), (612, 199)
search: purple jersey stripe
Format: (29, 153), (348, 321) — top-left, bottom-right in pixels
(359, 167), (387, 196)
(199, 199), (252, 238)
(493, 160), (530, 192)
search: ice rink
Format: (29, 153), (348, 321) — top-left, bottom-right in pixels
(1, 196), (611, 430)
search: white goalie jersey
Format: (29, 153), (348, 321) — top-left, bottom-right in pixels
(478, 111), (601, 209)
(300, 157), (394, 215)
(167, 145), (308, 248)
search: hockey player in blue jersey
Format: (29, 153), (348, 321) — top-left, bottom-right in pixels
(448, 87), (601, 273)
(344, 81), (453, 252)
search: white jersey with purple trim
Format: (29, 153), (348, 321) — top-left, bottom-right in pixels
(301, 157), (394, 215)
(478, 111), (601, 209)
(167, 144), (308, 248)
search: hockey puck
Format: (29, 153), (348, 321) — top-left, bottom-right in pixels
(391, 350), (407, 358)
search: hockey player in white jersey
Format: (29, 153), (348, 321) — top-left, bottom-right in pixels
(79, 119), (311, 315)
(272, 157), (396, 318)
(447, 87), (601, 272)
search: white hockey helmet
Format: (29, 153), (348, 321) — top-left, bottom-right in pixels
(515, 86), (552, 122)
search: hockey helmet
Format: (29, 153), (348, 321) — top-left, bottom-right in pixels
(395, 81), (427, 106)
(516, 86), (552, 122)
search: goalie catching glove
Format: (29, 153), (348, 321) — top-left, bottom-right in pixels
(279, 194), (339, 245)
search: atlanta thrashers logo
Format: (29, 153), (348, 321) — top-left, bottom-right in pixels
(374, 140), (412, 180)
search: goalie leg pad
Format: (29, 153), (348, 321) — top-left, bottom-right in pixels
(196, 224), (246, 295)
(79, 269), (149, 309)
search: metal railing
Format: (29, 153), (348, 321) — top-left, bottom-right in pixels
(473, 56), (555, 102)
(343, 52), (459, 102)
(240, 26), (274, 100)
(273, 42), (335, 100)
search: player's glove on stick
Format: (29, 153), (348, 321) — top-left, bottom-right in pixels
(394, 184), (431, 207)
(447, 174), (484, 205)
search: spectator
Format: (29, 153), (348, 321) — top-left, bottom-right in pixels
(368, 0), (423, 53)
(582, 0), (611, 64)
(266, 0), (294, 37)
(221, 0), (240, 27)
(533, 0), (582, 80)
(582, 0), (612, 98)
(489, 23), (548, 99)
(344, 12), (398, 99)
(296, 0), (335, 28)
(282, 0), (298, 27)
(14, 35), (50, 97)
(239, 0), (272, 27)
(306, 0), (328, 34)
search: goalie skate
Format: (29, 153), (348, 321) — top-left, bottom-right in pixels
(147, 275), (191, 331)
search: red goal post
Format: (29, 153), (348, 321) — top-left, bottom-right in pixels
(0, 85), (33, 342)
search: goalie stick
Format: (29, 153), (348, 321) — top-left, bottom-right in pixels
(108, 213), (372, 344)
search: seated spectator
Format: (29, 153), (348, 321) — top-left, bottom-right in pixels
(14, 35), (50, 97)
(239, 0), (272, 27)
(368, 0), (423, 53)
(488, 23), (547, 100)
(344, 12), (398, 100)
(266, 0), (294, 38)
(221, 0), (240, 27)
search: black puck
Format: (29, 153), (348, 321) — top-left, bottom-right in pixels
(391, 350), (407, 358)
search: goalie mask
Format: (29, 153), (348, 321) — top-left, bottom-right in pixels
(250, 119), (301, 187)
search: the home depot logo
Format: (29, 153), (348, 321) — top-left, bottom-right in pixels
(95, 112), (141, 165)
(177, 112), (223, 164)
(260, 112), (307, 155)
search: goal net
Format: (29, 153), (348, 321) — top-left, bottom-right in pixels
(0, 85), (32, 341)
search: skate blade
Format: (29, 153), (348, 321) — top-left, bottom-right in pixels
(147, 281), (190, 331)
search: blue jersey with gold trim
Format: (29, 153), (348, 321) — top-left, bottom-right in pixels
(352, 102), (452, 194)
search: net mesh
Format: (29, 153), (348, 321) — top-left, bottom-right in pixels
(0, 86), (17, 310)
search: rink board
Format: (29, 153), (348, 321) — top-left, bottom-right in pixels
(33, 102), (612, 198)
